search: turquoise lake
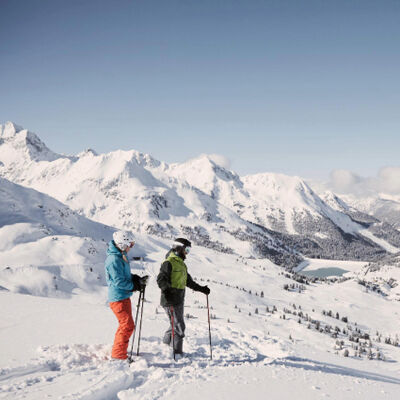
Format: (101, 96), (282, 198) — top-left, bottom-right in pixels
(300, 267), (349, 278)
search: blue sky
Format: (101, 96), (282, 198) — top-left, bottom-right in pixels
(1, 0), (399, 178)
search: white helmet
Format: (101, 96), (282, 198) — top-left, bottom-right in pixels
(113, 230), (135, 250)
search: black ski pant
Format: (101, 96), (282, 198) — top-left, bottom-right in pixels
(163, 303), (185, 354)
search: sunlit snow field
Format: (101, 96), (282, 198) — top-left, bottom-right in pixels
(1, 242), (400, 399)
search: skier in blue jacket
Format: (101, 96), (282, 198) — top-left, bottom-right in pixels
(105, 230), (148, 361)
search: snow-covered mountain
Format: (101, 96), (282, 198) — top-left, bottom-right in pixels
(0, 123), (299, 268)
(167, 155), (395, 260)
(2, 122), (400, 399)
(0, 122), (60, 163)
(341, 194), (400, 230)
(0, 122), (398, 267)
(308, 176), (400, 231)
(0, 176), (111, 241)
(0, 176), (117, 296)
(322, 192), (400, 252)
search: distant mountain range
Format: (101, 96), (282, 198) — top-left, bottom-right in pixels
(1, 121), (399, 269)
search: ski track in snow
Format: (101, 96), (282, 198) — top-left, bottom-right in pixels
(3, 331), (399, 399)
(0, 323), (285, 400)
(1, 315), (400, 399)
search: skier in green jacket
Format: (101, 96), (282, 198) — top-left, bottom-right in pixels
(157, 238), (210, 356)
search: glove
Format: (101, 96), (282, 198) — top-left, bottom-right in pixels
(139, 275), (149, 288)
(131, 274), (149, 291)
(163, 287), (172, 297)
(200, 285), (210, 295)
(131, 274), (141, 292)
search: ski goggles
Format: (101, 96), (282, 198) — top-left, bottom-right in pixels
(184, 246), (191, 254)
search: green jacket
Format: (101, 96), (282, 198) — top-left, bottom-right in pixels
(157, 251), (203, 307)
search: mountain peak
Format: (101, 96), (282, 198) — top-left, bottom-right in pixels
(169, 153), (241, 191)
(243, 172), (309, 193)
(185, 153), (232, 170)
(242, 172), (323, 216)
(0, 121), (24, 138)
(78, 148), (98, 157)
(0, 122), (61, 162)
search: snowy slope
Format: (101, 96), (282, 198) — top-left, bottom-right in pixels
(0, 177), (117, 296)
(1, 241), (400, 399)
(342, 194), (400, 230)
(0, 177), (113, 241)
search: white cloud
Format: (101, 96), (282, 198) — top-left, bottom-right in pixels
(329, 169), (363, 193)
(377, 167), (400, 194)
(324, 166), (400, 196)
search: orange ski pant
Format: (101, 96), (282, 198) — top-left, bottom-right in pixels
(110, 298), (135, 359)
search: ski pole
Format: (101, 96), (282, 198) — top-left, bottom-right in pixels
(170, 306), (175, 361)
(129, 290), (143, 359)
(206, 294), (213, 360)
(136, 287), (146, 356)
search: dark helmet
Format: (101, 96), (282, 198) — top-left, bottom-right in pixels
(172, 237), (191, 250)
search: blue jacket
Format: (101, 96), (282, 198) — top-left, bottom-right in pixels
(105, 241), (134, 302)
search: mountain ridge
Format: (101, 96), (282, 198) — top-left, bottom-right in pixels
(1, 121), (398, 267)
